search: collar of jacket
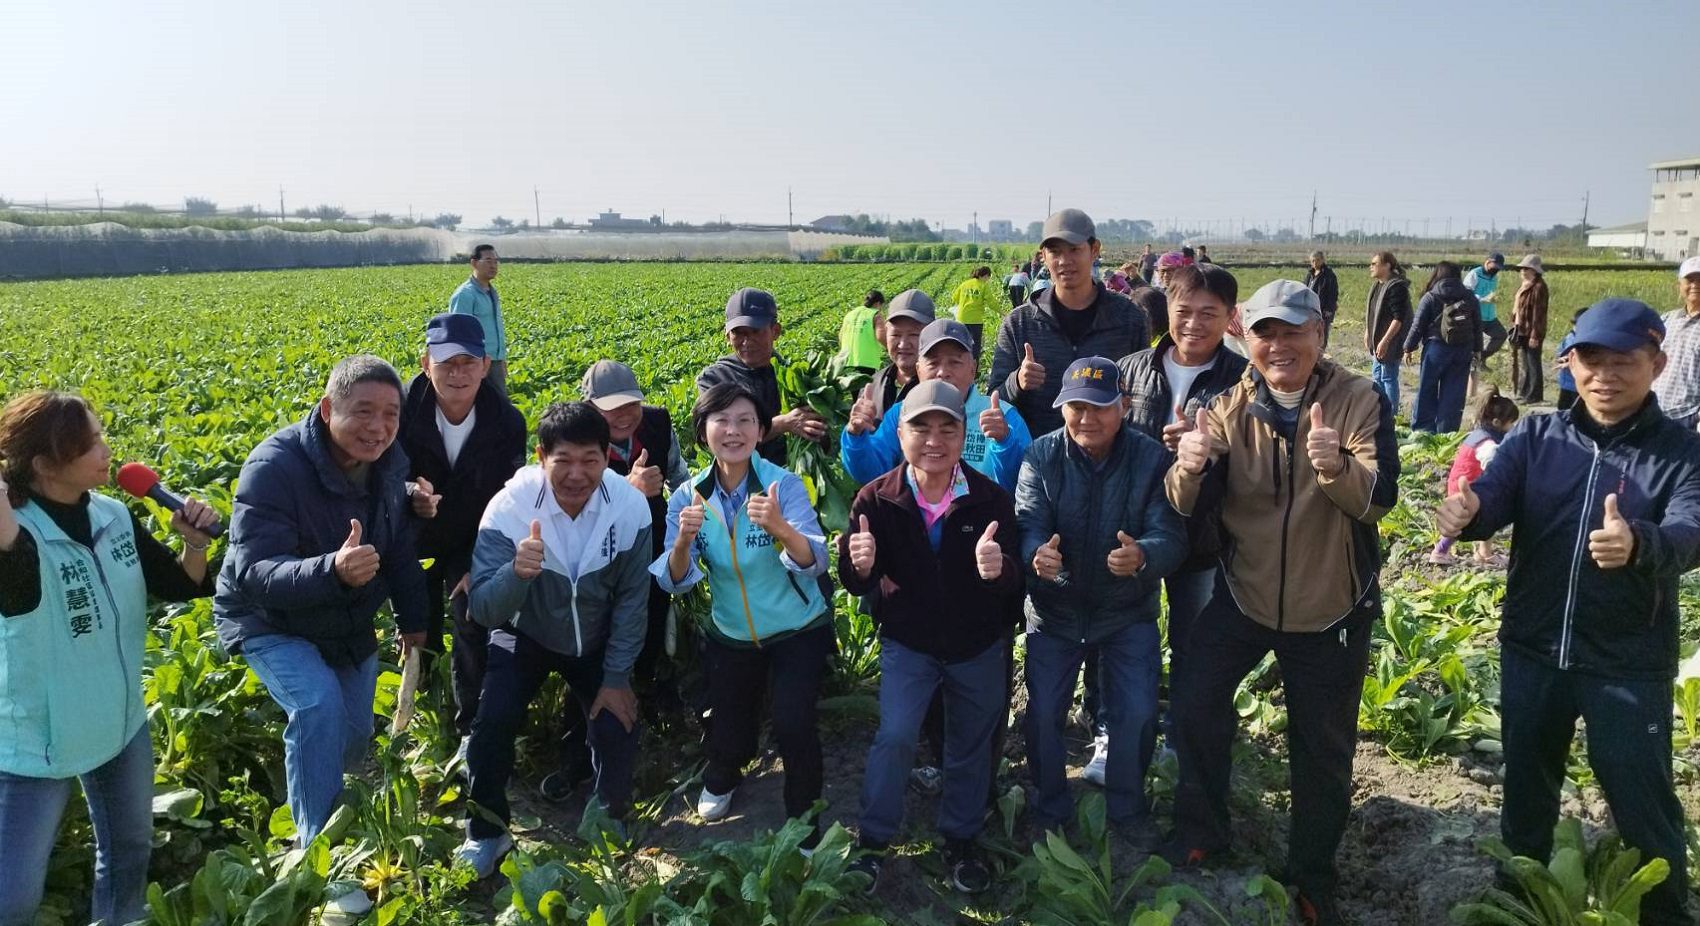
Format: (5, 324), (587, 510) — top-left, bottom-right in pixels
(1149, 334), (1241, 380)
(692, 460), (766, 503)
(1565, 394), (1662, 445)
(403, 373), (508, 463)
(1034, 282), (1110, 327)
(871, 460), (995, 509)
(301, 407), (407, 499)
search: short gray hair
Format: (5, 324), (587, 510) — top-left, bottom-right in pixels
(1309, 250), (1325, 261)
(325, 354), (403, 409)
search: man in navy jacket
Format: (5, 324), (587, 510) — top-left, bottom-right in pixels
(1439, 298), (1700, 926)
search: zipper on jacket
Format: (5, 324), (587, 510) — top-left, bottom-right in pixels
(785, 573), (809, 604)
(570, 580), (584, 655)
(1559, 444), (1604, 669)
(84, 529), (132, 744)
(720, 513), (762, 647)
(1275, 434), (1296, 631)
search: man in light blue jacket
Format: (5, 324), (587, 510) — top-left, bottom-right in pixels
(842, 319), (1031, 492)
(456, 402), (652, 877)
(449, 244), (508, 390)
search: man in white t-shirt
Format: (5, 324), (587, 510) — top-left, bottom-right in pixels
(399, 313), (528, 762)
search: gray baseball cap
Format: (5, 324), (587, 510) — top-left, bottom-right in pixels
(1241, 279), (1322, 330)
(918, 318), (975, 356)
(1041, 208), (1096, 247)
(580, 359), (644, 411)
(899, 379), (966, 423)
(724, 287), (779, 332)
(887, 289), (937, 325)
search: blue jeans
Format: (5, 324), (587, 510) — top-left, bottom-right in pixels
(0, 726), (153, 926)
(858, 637), (1005, 845)
(242, 634), (379, 844)
(1162, 567), (1218, 739)
(1500, 648), (1693, 925)
(1370, 359), (1400, 415)
(1411, 340), (1471, 433)
(1025, 621), (1161, 828)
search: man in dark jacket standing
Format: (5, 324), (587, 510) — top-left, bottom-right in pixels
(1166, 280), (1398, 925)
(990, 209), (1150, 437)
(214, 355), (428, 915)
(1439, 299), (1700, 926)
(838, 381), (1022, 895)
(1017, 357), (1185, 841)
(696, 288), (827, 465)
(399, 314), (527, 760)
(1305, 251), (1340, 346)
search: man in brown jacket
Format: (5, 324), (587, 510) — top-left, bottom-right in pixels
(1162, 280), (1399, 926)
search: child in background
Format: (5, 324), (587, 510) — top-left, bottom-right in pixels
(1430, 389), (1520, 567)
(1553, 308), (1586, 411)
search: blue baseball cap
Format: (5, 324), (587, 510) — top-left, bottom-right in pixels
(1566, 298), (1666, 355)
(1052, 356), (1123, 408)
(425, 312), (486, 361)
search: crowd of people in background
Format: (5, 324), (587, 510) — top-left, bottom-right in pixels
(4, 218), (1700, 926)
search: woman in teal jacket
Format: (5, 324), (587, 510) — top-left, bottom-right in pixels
(0, 391), (219, 926)
(651, 382), (833, 845)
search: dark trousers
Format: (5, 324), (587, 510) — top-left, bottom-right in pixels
(1511, 342), (1544, 404)
(422, 559), (488, 736)
(1499, 647), (1693, 925)
(1171, 578), (1374, 896)
(558, 580), (673, 771)
(466, 629), (638, 838)
(1412, 341), (1472, 433)
(1481, 318), (1509, 361)
(703, 623), (834, 821)
(965, 322), (985, 361)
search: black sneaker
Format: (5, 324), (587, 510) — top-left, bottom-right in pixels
(944, 840), (991, 895)
(538, 762), (593, 803)
(1295, 889), (1344, 926)
(847, 847), (884, 895)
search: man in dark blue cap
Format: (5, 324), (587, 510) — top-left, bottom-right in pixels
(1439, 298), (1700, 926)
(398, 313), (527, 766)
(1015, 356), (1184, 844)
(696, 287), (826, 465)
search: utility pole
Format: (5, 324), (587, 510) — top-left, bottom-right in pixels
(279, 186), (286, 222)
(1580, 190), (1590, 237)
(95, 184), (103, 217)
(1309, 191), (1317, 241)
(787, 187), (793, 228)
(973, 211), (978, 248)
(1047, 191), (1052, 216)
(533, 187), (541, 229)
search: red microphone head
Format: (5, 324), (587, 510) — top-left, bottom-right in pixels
(116, 462), (161, 499)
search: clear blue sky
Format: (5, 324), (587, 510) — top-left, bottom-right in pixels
(5, 0), (1694, 233)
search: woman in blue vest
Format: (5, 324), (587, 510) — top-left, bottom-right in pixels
(0, 391), (219, 926)
(651, 382), (834, 848)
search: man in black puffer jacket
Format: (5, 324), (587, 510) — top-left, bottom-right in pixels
(1440, 299), (1700, 926)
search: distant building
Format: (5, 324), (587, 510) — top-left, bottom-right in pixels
(809, 215), (855, 232)
(588, 210), (654, 230)
(987, 220), (1014, 240)
(1648, 157), (1700, 261)
(1587, 221), (1647, 255)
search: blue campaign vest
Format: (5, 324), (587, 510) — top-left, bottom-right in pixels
(691, 458), (827, 645)
(0, 494), (149, 777)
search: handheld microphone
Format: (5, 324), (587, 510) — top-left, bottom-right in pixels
(116, 462), (225, 539)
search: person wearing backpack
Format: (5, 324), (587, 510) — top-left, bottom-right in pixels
(1404, 261), (1482, 433)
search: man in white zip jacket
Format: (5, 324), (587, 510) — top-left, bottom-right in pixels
(455, 402), (653, 877)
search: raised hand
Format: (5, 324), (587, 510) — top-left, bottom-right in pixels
(848, 514), (878, 578)
(514, 519), (545, 580)
(627, 448), (663, 497)
(1436, 478), (1479, 539)
(169, 495), (219, 547)
(979, 391), (1010, 442)
(1106, 530), (1145, 577)
(847, 383), (881, 436)
(974, 520), (1003, 581)
(1017, 343), (1046, 392)
(1032, 532), (1063, 582)
(410, 477), (441, 519)
(677, 493), (708, 548)
(1588, 493), (1635, 569)
(1160, 403), (1191, 452)
(747, 481), (786, 535)
(1306, 403), (1343, 477)
(335, 519), (381, 587)
(1175, 408), (1215, 475)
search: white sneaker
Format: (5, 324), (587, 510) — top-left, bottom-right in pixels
(326, 885), (373, 916)
(697, 786), (735, 822)
(453, 737), (470, 777)
(453, 832), (514, 880)
(1082, 733), (1109, 787)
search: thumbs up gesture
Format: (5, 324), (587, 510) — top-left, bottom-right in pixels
(1436, 478), (1480, 539)
(1032, 532), (1063, 582)
(975, 520), (1004, 580)
(676, 493), (707, 548)
(1176, 407), (1217, 475)
(848, 514), (878, 578)
(979, 391), (1010, 442)
(626, 447), (663, 497)
(514, 519), (546, 580)
(1018, 342), (1047, 392)
(848, 383), (881, 436)
(1588, 493), (1635, 569)
(335, 519), (381, 587)
(1160, 403), (1192, 452)
(1106, 530), (1145, 577)
(1306, 403), (1343, 477)
(409, 476), (442, 519)
(747, 481), (785, 535)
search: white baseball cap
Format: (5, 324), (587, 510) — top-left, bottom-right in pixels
(1679, 256), (1700, 279)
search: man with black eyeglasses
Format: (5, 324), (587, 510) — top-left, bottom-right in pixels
(450, 244), (508, 390)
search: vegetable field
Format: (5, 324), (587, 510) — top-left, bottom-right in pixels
(1, 262), (1695, 925)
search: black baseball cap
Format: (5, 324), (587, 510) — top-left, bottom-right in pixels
(425, 312), (486, 361)
(724, 288), (778, 332)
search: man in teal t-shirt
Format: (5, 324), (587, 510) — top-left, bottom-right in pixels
(449, 244), (507, 390)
